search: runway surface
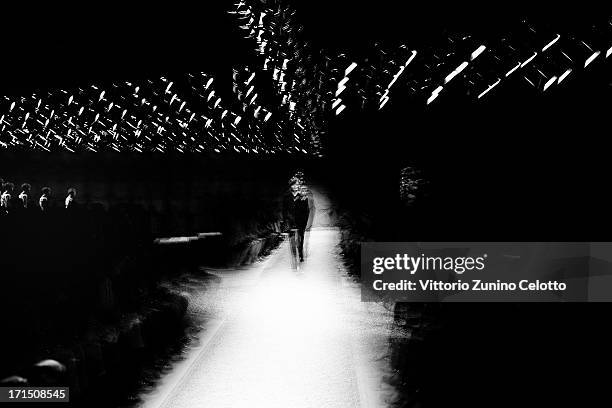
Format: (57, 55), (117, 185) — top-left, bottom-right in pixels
(139, 199), (397, 408)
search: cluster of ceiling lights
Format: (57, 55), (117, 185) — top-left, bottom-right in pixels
(329, 18), (611, 112)
(0, 71), (310, 154)
(0, 1), (609, 153)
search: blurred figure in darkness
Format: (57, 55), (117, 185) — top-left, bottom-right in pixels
(1, 182), (14, 213)
(39, 187), (51, 212)
(18, 183), (31, 209)
(65, 188), (77, 210)
(288, 174), (315, 262)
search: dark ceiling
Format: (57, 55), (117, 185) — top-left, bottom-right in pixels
(0, 2), (248, 94)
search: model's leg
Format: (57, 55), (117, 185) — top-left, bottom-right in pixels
(297, 228), (305, 261)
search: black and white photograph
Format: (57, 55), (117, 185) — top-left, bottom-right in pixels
(0, 1), (611, 407)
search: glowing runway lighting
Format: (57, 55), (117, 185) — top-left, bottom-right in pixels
(584, 51), (600, 67)
(470, 45), (486, 60)
(558, 69), (572, 84)
(477, 78), (501, 99)
(335, 104), (346, 115)
(521, 52), (537, 68)
(543, 76), (557, 91)
(542, 34), (560, 52)
(444, 61), (469, 84)
(505, 62), (520, 77)
(331, 98), (342, 109)
(345, 62), (358, 76)
(335, 85), (346, 97)
(338, 77), (349, 87)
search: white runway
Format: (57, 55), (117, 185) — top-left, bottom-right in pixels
(139, 192), (397, 408)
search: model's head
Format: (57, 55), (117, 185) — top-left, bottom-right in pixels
(3, 182), (14, 193)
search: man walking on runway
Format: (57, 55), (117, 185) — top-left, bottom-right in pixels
(288, 174), (315, 262)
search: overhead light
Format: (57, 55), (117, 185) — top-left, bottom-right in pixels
(379, 89), (389, 102)
(427, 86), (443, 105)
(543, 76), (557, 91)
(521, 52), (537, 68)
(444, 61), (469, 84)
(379, 96), (390, 109)
(584, 51), (600, 67)
(505, 62), (520, 77)
(426, 92), (440, 105)
(477, 79), (501, 99)
(541, 34), (560, 52)
(557, 69), (571, 84)
(405, 50), (417, 66)
(470, 45), (486, 60)
(345, 62), (357, 76)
